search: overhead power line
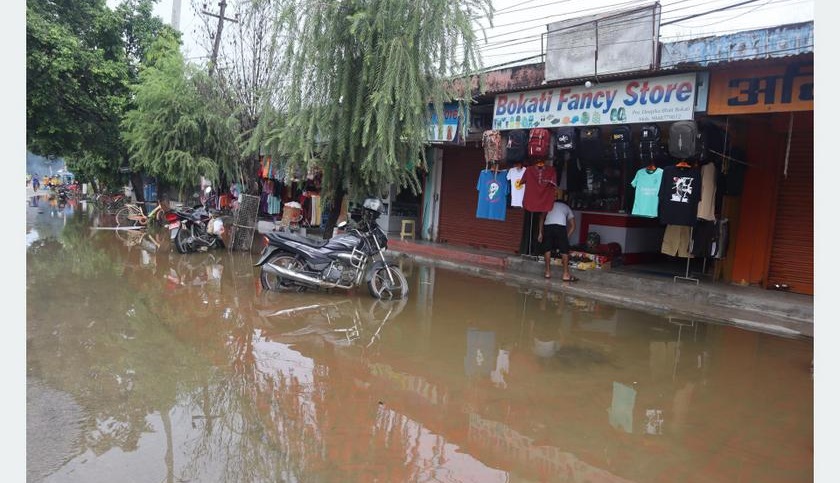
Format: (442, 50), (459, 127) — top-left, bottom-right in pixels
(472, 0), (806, 58)
(661, 0), (763, 25)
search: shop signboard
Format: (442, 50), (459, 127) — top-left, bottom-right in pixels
(545, 2), (661, 82)
(492, 73), (696, 130)
(707, 61), (813, 115)
(428, 102), (460, 142)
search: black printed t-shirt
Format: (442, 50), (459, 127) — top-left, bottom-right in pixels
(658, 165), (702, 226)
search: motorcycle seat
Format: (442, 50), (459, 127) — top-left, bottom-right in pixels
(266, 231), (329, 248)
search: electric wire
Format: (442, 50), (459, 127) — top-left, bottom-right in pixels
(474, 0), (802, 50)
(471, 0), (809, 66)
(473, 0), (720, 54)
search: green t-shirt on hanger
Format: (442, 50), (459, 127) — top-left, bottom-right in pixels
(630, 167), (663, 217)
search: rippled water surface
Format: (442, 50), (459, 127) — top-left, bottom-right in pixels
(26, 195), (813, 482)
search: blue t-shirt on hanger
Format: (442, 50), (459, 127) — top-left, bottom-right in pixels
(476, 169), (509, 221)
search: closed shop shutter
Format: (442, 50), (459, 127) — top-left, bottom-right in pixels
(438, 146), (524, 252)
(767, 113), (813, 295)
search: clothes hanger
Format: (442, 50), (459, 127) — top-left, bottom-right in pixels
(645, 161), (657, 173)
(675, 160), (692, 168)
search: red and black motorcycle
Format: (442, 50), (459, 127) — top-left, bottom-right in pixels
(167, 187), (226, 254)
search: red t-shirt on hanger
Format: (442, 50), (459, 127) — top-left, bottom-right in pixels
(522, 164), (557, 213)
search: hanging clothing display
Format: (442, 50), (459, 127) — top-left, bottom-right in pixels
(661, 224), (692, 257)
(630, 167), (663, 218)
(521, 163), (557, 213)
(696, 162), (717, 221)
(506, 165), (526, 208)
(558, 155), (569, 190)
(713, 219), (729, 259)
(690, 219), (717, 257)
(658, 165), (702, 226)
(310, 195), (322, 226)
(261, 179), (281, 215)
(476, 169), (509, 221)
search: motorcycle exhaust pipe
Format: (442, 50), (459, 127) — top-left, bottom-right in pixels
(264, 262), (337, 289)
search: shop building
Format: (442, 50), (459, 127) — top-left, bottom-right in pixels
(660, 22), (814, 294)
(422, 19), (813, 295)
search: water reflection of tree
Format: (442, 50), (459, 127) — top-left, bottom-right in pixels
(27, 219), (215, 463)
(28, 212), (425, 481)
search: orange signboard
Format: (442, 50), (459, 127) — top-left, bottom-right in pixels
(707, 61), (813, 115)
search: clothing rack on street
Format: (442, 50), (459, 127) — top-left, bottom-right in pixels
(674, 227), (699, 285)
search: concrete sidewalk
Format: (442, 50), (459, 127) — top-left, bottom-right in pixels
(386, 239), (813, 339)
(252, 224), (814, 338)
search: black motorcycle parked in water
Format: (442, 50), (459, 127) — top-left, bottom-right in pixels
(255, 198), (409, 299)
(168, 187), (225, 253)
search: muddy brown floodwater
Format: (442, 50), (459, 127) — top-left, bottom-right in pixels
(26, 195), (813, 483)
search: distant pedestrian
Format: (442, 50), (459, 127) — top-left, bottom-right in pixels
(32, 176), (40, 192)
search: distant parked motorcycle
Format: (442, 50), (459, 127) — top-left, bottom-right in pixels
(168, 187), (225, 253)
(255, 197), (409, 299)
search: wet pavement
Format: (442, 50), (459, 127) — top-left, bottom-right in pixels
(26, 193), (814, 482)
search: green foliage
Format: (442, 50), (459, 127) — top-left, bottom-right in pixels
(122, 32), (239, 191)
(27, 0), (175, 184)
(256, 0), (492, 203)
(27, 1), (129, 163)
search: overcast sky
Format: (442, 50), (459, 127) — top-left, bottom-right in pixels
(144, 0), (814, 69)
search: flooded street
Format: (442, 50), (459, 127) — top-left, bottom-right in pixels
(26, 194), (813, 483)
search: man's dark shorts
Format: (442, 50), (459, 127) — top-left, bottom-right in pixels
(541, 224), (570, 255)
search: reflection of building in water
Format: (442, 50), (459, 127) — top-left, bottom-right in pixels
(671, 382), (695, 434)
(416, 265), (435, 352)
(369, 362), (449, 406)
(649, 341), (678, 381)
(532, 338), (557, 358)
(374, 407), (509, 482)
(465, 328), (495, 377)
(468, 412), (634, 482)
(251, 329), (323, 448)
(608, 381), (636, 434)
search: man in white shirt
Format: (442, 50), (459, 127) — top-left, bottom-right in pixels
(537, 189), (577, 281)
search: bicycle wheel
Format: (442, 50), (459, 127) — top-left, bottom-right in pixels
(107, 197), (127, 214)
(116, 205), (142, 227)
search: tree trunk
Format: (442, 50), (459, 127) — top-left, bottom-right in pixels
(322, 185), (345, 240)
(130, 171), (146, 203)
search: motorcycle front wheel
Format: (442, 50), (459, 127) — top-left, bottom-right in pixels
(174, 227), (192, 254)
(260, 253), (305, 292)
(367, 265), (409, 300)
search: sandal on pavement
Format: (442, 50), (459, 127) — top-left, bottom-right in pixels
(562, 276), (579, 282)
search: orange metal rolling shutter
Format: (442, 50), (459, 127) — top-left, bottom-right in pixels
(767, 114), (813, 295)
(437, 146), (524, 252)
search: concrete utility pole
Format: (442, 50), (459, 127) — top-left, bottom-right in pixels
(202, 1), (239, 77)
(171, 0), (182, 31)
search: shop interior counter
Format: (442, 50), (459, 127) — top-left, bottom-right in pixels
(572, 210), (665, 264)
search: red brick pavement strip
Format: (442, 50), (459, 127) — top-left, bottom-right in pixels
(388, 239), (507, 270)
